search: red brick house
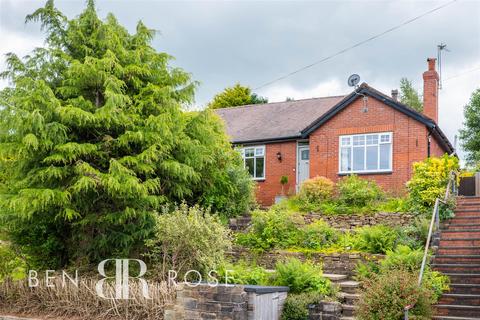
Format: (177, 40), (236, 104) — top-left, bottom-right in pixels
(216, 58), (454, 206)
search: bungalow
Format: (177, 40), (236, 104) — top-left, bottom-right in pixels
(215, 58), (454, 206)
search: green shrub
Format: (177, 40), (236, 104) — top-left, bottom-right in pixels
(337, 175), (384, 207)
(353, 225), (398, 254)
(397, 217), (431, 249)
(145, 204), (232, 279)
(272, 258), (332, 294)
(236, 208), (303, 251)
(377, 197), (409, 213)
(357, 269), (434, 320)
(0, 244), (26, 281)
(380, 245), (423, 272)
(407, 154), (459, 214)
(281, 292), (324, 320)
(424, 269), (450, 302)
(217, 262), (271, 285)
(354, 261), (380, 282)
(298, 176), (335, 204)
(299, 220), (339, 250)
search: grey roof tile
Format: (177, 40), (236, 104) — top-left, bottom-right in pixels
(215, 95), (345, 143)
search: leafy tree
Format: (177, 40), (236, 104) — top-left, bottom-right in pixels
(399, 78), (423, 112)
(0, 0), (252, 268)
(208, 83), (267, 109)
(460, 89), (480, 164)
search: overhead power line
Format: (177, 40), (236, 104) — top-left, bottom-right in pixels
(444, 66), (480, 81)
(253, 0), (458, 91)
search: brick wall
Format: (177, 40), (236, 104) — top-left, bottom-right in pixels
(309, 95), (434, 195)
(252, 96), (448, 206)
(255, 141), (297, 206)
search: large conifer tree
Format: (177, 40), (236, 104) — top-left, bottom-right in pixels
(0, 0), (252, 268)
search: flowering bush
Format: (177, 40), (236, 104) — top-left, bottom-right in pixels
(407, 154), (459, 214)
(357, 269), (433, 320)
(298, 176), (335, 203)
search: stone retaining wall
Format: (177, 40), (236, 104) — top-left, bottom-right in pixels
(229, 248), (383, 276)
(305, 212), (414, 229)
(164, 283), (288, 320)
(308, 301), (343, 320)
(230, 212), (414, 231)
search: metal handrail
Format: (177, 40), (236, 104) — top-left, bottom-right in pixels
(404, 170), (457, 319)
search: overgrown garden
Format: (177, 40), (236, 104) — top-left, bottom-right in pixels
(0, 1), (469, 320)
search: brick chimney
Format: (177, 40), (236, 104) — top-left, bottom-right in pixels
(422, 57), (439, 122)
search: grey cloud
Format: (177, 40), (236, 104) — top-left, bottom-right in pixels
(1, 0), (479, 158)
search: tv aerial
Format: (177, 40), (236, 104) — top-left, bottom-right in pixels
(347, 74), (360, 88)
(348, 74), (367, 112)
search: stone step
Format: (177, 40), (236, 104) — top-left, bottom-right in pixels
(456, 205), (480, 209)
(449, 284), (480, 295)
(444, 273), (480, 285)
(433, 255), (480, 263)
(456, 203), (480, 207)
(338, 281), (360, 294)
(341, 304), (358, 317)
(454, 209), (480, 218)
(433, 316), (480, 320)
(323, 273), (349, 283)
(440, 238), (480, 247)
(435, 305), (480, 318)
(438, 246), (480, 255)
(441, 231), (480, 239)
(438, 294), (480, 306)
(337, 292), (360, 305)
(448, 218), (480, 225)
(443, 224), (480, 230)
(432, 264), (480, 273)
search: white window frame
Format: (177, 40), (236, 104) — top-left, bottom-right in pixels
(338, 132), (393, 174)
(239, 145), (266, 180)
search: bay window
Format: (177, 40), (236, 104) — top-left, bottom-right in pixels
(240, 146), (265, 180)
(339, 132), (392, 174)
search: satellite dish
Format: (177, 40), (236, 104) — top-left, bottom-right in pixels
(347, 74), (360, 87)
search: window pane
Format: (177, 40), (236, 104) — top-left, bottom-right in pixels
(381, 134), (390, 143)
(301, 149), (310, 160)
(366, 134), (379, 145)
(244, 148), (254, 157)
(353, 135), (365, 146)
(340, 147), (351, 172)
(353, 146), (365, 171)
(380, 144), (391, 170)
(341, 137), (351, 146)
(245, 158), (255, 176)
(366, 145), (378, 170)
(255, 158), (264, 178)
(255, 147), (264, 156)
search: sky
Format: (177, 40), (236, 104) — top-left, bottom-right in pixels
(1, 0), (479, 160)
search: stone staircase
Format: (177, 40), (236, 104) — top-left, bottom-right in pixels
(433, 196), (480, 320)
(323, 274), (360, 319)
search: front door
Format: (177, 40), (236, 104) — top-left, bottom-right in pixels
(297, 145), (310, 190)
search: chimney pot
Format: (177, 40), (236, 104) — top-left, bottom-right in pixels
(427, 58), (437, 71)
(391, 89), (398, 101)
